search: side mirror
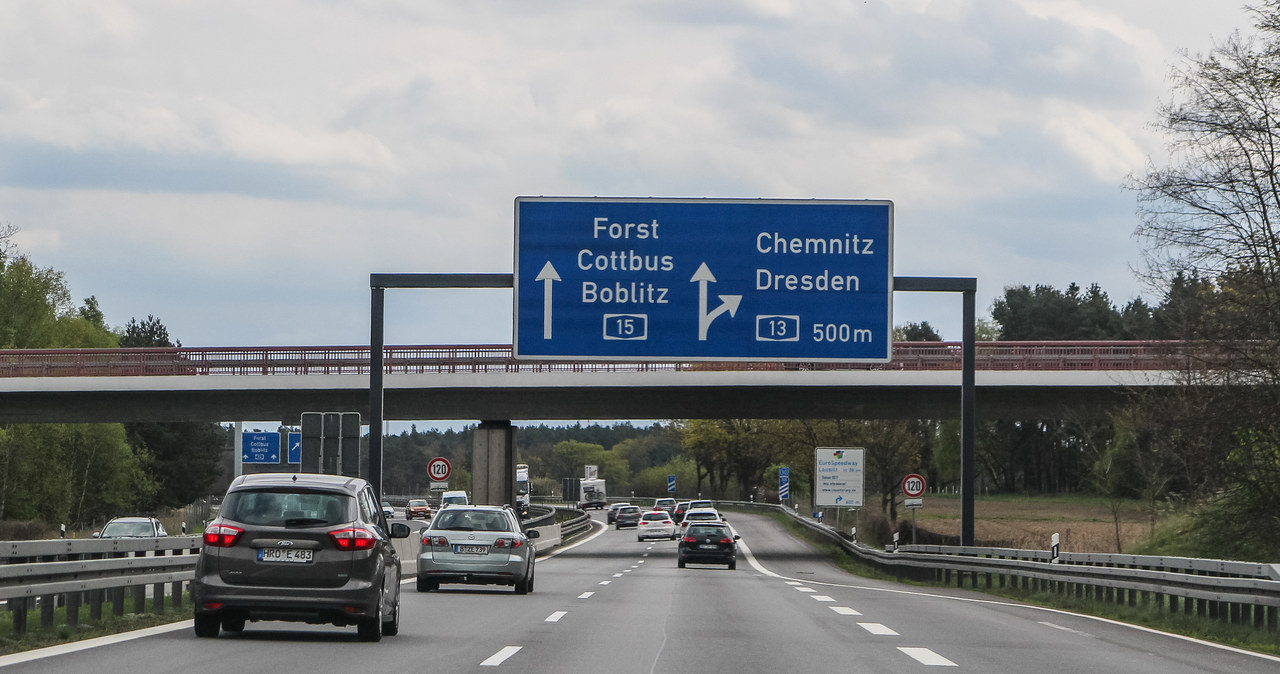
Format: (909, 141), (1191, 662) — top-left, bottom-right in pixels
(389, 522), (411, 539)
(734, 534), (741, 540)
(526, 529), (541, 539)
(92, 532), (101, 538)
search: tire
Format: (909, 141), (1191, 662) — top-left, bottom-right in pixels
(221, 616), (246, 633)
(678, 558), (686, 569)
(417, 576), (438, 592)
(728, 560), (737, 570)
(382, 599), (400, 637)
(615, 524), (622, 530)
(358, 617), (382, 642)
(637, 536), (644, 542)
(194, 613), (220, 638)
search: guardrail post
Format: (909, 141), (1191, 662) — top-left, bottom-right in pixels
(66, 590), (80, 627)
(9, 598), (28, 635)
(40, 594), (54, 628)
(152, 549), (166, 614)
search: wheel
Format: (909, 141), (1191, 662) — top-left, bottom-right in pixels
(382, 599), (400, 636)
(358, 601), (383, 642)
(616, 524), (622, 530)
(515, 576), (529, 594)
(637, 536), (644, 542)
(417, 576), (438, 592)
(678, 558), (686, 569)
(728, 560), (737, 570)
(194, 613), (220, 638)
(221, 616), (246, 633)
(670, 534), (678, 540)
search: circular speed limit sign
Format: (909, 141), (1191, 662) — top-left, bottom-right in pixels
(427, 457), (452, 482)
(901, 473), (926, 498)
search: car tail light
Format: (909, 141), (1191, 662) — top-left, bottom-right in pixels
(423, 534), (449, 547)
(719, 537), (734, 544)
(203, 524), (243, 548)
(329, 527), (377, 551)
(493, 537), (522, 549)
(682, 536), (696, 543)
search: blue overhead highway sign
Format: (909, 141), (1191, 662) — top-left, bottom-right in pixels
(242, 432), (280, 464)
(514, 197), (893, 361)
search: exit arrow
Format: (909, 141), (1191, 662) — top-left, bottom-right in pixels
(691, 263), (742, 341)
(536, 261), (561, 339)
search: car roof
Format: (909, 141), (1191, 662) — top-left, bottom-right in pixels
(618, 505), (640, 511)
(685, 507), (719, 514)
(229, 472), (367, 494)
(106, 516), (157, 523)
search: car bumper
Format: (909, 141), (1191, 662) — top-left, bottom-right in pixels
(678, 548), (736, 564)
(417, 552), (530, 585)
(192, 574), (383, 625)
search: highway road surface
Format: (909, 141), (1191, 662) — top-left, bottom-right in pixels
(1, 510), (1277, 672)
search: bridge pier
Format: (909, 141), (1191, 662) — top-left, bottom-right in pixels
(472, 421), (515, 506)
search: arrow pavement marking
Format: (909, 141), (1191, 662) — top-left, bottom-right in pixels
(691, 262), (742, 340)
(536, 261), (561, 339)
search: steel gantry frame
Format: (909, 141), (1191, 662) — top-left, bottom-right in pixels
(369, 273), (977, 545)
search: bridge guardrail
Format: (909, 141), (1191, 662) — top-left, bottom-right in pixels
(720, 501), (1279, 632)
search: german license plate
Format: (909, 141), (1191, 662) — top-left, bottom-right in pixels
(259, 547), (313, 563)
(698, 544), (719, 550)
(454, 544), (488, 555)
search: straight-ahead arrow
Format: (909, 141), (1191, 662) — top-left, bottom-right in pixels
(536, 261), (561, 339)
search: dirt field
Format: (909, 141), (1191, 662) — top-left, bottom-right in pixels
(906, 494), (1153, 553)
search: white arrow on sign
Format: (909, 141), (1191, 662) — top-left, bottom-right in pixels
(691, 263), (742, 341)
(536, 261), (561, 339)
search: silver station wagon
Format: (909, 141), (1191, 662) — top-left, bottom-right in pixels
(416, 505), (539, 593)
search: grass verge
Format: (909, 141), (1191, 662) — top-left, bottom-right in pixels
(0, 594), (191, 656)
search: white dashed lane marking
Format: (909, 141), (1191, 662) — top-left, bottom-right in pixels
(830, 606), (862, 615)
(578, 591), (594, 599)
(898, 647), (957, 667)
(545, 611), (567, 623)
(480, 646), (522, 667)
(858, 622), (900, 636)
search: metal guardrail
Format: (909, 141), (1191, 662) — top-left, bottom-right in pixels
(721, 501), (1280, 632)
(1, 536), (202, 634)
(555, 507), (593, 539)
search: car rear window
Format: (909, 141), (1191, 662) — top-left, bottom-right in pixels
(101, 521), (155, 537)
(432, 509), (513, 532)
(223, 490), (351, 526)
(687, 525), (730, 537)
(641, 512), (669, 521)
(619, 507), (640, 513)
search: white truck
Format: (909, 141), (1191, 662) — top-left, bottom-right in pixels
(563, 477), (608, 510)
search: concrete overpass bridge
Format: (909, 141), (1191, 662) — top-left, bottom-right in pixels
(0, 341), (1188, 424)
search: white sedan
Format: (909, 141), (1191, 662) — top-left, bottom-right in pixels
(636, 510), (679, 541)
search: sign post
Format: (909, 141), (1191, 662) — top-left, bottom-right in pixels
(515, 198), (893, 361)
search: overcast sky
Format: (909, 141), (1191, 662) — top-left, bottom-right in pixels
(0, 0), (1255, 348)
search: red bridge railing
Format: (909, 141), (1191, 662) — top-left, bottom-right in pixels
(0, 341), (1203, 378)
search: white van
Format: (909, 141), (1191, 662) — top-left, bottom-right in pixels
(440, 490), (469, 507)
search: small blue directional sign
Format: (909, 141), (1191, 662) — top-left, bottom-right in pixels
(667, 475), (677, 494)
(779, 466), (790, 500)
(287, 431), (301, 464)
(515, 197), (893, 361)
(242, 432), (280, 464)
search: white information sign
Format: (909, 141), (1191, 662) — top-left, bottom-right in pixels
(815, 447), (864, 507)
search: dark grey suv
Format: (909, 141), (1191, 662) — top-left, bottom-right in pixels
(193, 473), (410, 642)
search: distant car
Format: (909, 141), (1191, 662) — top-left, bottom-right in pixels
(672, 501), (692, 523)
(653, 498), (677, 514)
(636, 510), (678, 541)
(416, 505), (538, 593)
(614, 505), (642, 530)
(381, 501), (395, 519)
(192, 473), (411, 641)
(440, 490), (469, 507)
(606, 502), (632, 524)
(405, 499), (432, 520)
(686, 499), (714, 512)
(679, 507), (723, 529)
(678, 522), (739, 569)
(95, 516), (167, 538)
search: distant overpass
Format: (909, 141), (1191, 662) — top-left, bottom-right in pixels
(0, 341), (1196, 424)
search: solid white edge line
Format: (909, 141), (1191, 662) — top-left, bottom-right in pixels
(0, 621), (193, 668)
(735, 534), (1280, 664)
(480, 646), (522, 667)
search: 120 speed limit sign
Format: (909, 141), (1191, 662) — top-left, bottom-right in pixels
(427, 457), (452, 482)
(901, 473), (926, 498)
